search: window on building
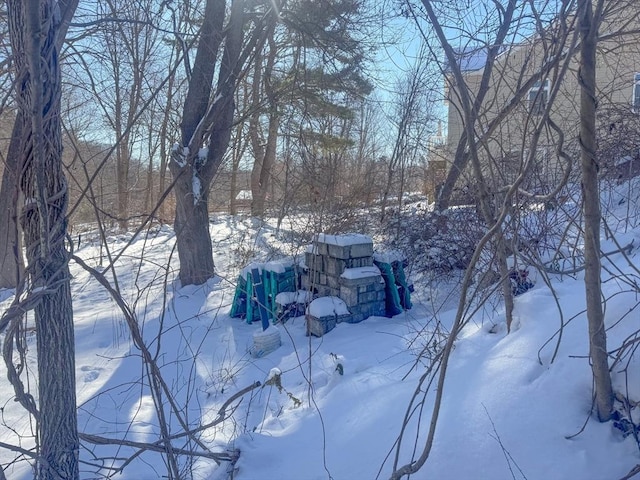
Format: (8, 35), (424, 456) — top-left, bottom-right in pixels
(633, 73), (640, 111)
(528, 79), (550, 115)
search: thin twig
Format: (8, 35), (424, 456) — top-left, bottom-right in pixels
(483, 405), (528, 480)
(619, 464), (640, 480)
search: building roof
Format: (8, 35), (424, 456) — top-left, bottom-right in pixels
(445, 46), (488, 73)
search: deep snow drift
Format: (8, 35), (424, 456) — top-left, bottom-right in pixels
(0, 192), (639, 480)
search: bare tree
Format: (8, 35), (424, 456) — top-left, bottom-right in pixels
(577, 0), (613, 422)
(387, 1), (640, 477)
(5, 0), (79, 478)
(249, 31), (279, 218)
(387, 1), (580, 478)
(0, 116), (24, 288)
(380, 42), (434, 222)
(0, 0), (78, 289)
(423, 0), (526, 332)
(76, 0), (167, 231)
(170, 0), (279, 286)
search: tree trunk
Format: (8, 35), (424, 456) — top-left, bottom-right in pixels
(171, 0), (279, 285)
(0, 0), (78, 287)
(0, 113), (25, 289)
(435, 132), (468, 211)
(8, 0), (79, 478)
(257, 112), (279, 215)
(496, 235), (515, 331)
(250, 110), (279, 218)
(116, 147), (131, 231)
(230, 131), (241, 216)
(173, 169), (214, 285)
(249, 51), (266, 216)
(250, 34), (279, 218)
(114, 86), (130, 231)
(158, 55), (178, 223)
(169, 0), (232, 285)
(578, 0), (613, 422)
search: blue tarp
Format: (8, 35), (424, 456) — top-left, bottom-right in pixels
(230, 265), (297, 324)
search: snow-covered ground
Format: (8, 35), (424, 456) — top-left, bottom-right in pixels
(0, 194), (639, 480)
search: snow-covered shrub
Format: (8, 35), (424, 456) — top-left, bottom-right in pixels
(384, 207), (486, 274)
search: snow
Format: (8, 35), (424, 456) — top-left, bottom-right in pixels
(307, 296), (350, 317)
(0, 195), (639, 480)
(266, 367), (281, 382)
(340, 265), (381, 279)
(275, 290), (312, 306)
(172, 144), (188, 167)
(198, 147), (209, 159)
(315, 233), (372, 246)
(235, 190), (252, 201)
(192, 172), (202, 205)
(447, 46), (488, 72)
(253, 325), (280, 339)
(373, 250), (406, 264)
(240, 258), (294, 277)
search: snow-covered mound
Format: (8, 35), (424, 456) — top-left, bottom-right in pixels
(0, 203), (638, 480)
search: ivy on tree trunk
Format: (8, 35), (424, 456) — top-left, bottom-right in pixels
(7, 0), (79, 478)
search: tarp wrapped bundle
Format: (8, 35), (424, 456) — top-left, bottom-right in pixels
(230, 260), (298, 324)
(373, 251), (413, 316)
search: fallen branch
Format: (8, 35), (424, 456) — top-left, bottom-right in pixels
(619, 464), (640, 480)
(543, 242), (634, 275)
(0, 440), (37, 459)
(78, 381), (262, 471)
(78, 432), (233, 462)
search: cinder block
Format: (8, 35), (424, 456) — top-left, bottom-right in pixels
(340, 273), (382, 288)
(348, 313), (366, 323)
(369, 301), (386, 316)
(315, 285), (329, 296)
(317, 242), (329, 256)
(357, 282), (380, 294)
(305, 252), (324, 272)
(306, 315), (337, 337)
(359, 291), (378, 303)
(309, 271), (323, 285)
(328, 243), (351, 259)
(351, 301), (385, 319)
(349, 242), (373, 258)
(327, 274), (340, 290)
(301, 234), (391, 327)
(326, 257), (347, 276)
(316, 285), (340, 297)
(339, 285), (359, 307)
(347, 256), (374, 268)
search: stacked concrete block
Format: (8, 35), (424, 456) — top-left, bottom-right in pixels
(305, 297), (352, 336)
(339, 266), (386, 323)
(301, 234), (386, 334)
(302, 234), (373, 292)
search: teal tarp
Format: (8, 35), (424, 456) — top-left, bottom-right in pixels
(374, 259), (412, 316)
(377, 262), (403, 316)
(230, 265), (297, 324)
